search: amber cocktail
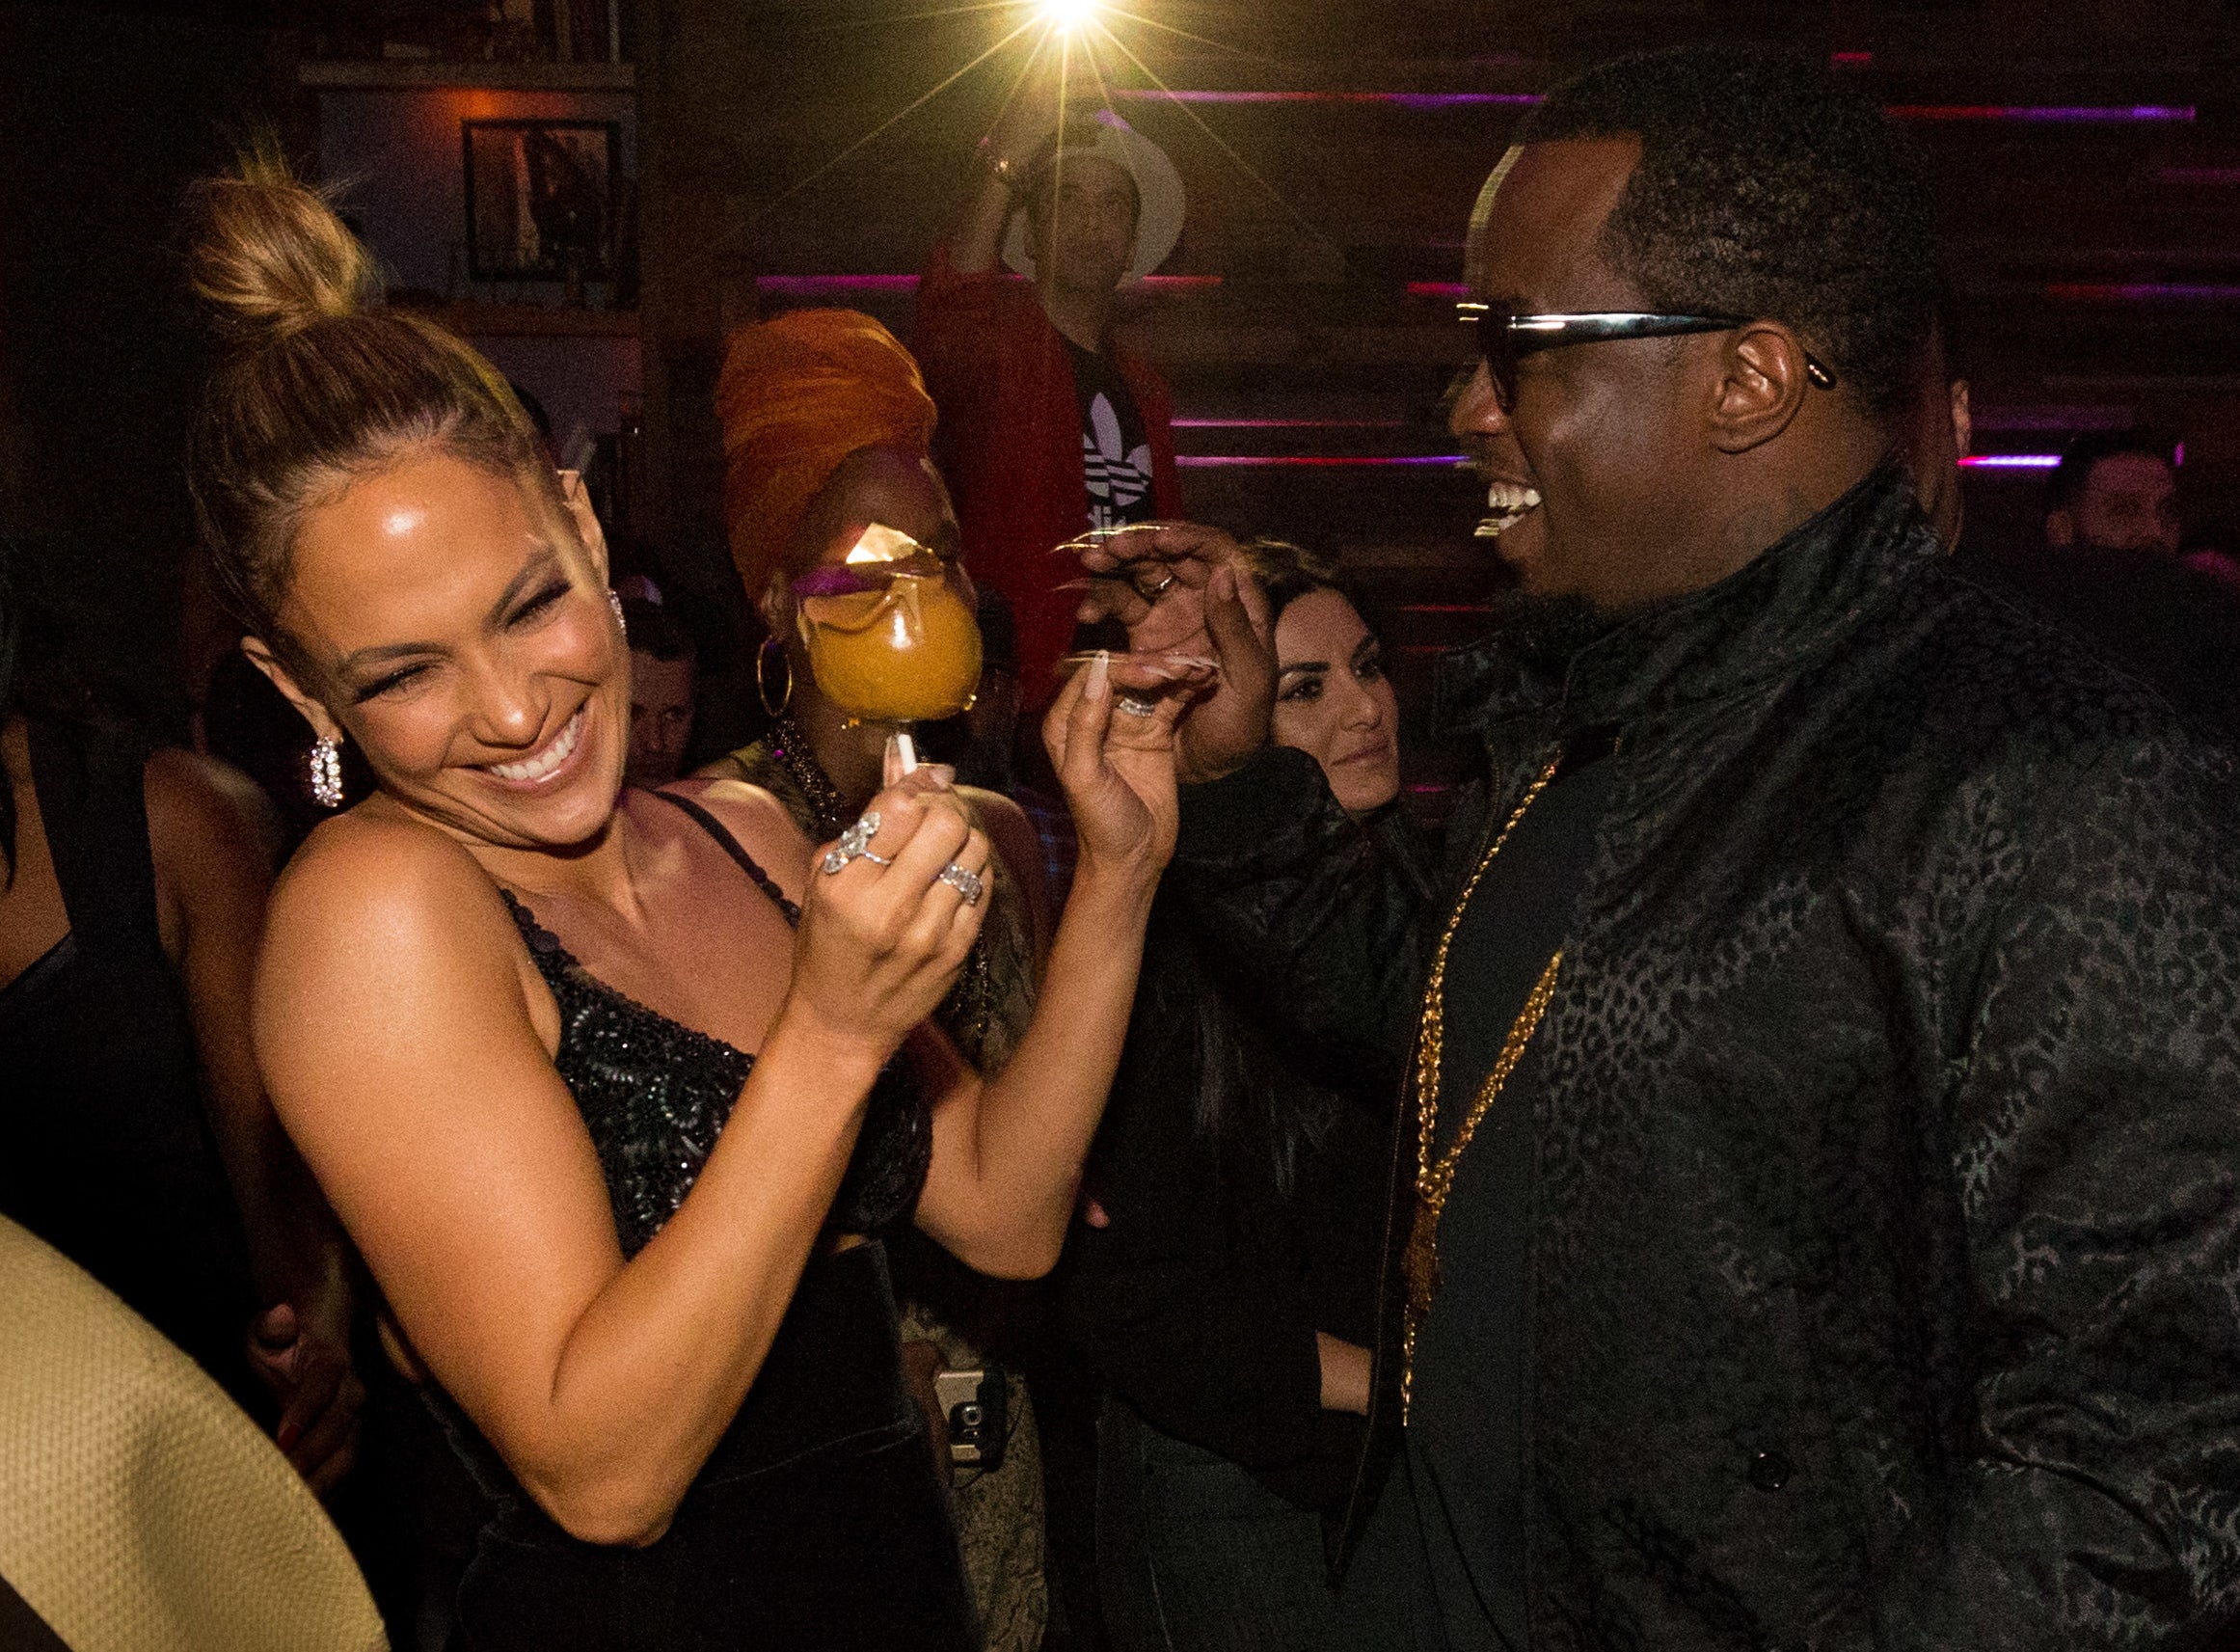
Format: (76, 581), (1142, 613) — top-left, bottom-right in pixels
(794, 525), (984, 727)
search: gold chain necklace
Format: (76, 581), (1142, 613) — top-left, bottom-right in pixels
(1400, 752), (1565, 1423)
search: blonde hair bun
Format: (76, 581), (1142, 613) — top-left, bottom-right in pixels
(186, 154), (378, 340)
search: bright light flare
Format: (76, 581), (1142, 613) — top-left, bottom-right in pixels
(1039, 0), (1098, 33)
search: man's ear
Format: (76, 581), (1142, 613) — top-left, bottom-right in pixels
(2046, 508), (2077, 548)
(557, 469), (611, 585)
(1707, 324), (1816, 456)
(239, 636), (340, 745)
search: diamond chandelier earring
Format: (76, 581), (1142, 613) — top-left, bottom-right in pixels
(309, 735), (344, 809)
(607, 588), (627, 636)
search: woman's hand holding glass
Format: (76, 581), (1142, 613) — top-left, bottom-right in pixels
(787, 769), (991, 1060)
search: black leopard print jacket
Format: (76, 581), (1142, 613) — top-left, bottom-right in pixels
(1171, 469), (2240, 1649)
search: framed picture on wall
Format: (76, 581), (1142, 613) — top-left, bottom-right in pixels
(462, 119), (623, 283)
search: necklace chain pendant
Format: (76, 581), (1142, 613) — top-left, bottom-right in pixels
(1393, 750), (1567, 1430)
(1403, 1192), (1442, 1322)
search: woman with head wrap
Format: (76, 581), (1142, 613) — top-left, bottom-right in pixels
(697, 309), (1055, 1651)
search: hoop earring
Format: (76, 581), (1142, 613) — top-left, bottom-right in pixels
(756, 636), (795, 718)
(309, 735), (344, 809)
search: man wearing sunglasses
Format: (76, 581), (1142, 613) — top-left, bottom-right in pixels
(1078, 41), (2240, 1652)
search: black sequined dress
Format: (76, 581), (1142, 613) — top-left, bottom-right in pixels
(400, 793), (974, 1651)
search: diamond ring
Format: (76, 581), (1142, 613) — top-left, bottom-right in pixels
(938, 862), (985, 906)
(822, 812), (891, 875)
(1115, 693), (1159, 718)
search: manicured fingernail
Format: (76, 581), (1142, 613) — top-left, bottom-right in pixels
(1089, 650), (1111, 698)
(277, 1422), (301, 1451)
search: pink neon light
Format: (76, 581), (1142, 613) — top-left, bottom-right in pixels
(2046, 282), (2240, 302)
(1830, 51), (1874, 67)
(1172, 418), (1407, 429)
(1112, 89), (1543, 109)
(1107, 90), (2188, 123)
(1888, 104), (2194, 122)
(1407, 282), (1471, 298)
(1958, 454), (2061, 470)
(1177, 454), (1465, 468)
(756, 273), (1221, 293)
(759, 274), (918, 292)
(2176, 442), (2187, 468)
(2159, 167), (2240, 184)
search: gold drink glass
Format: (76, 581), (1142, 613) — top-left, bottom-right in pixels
(793, 524), (984, 770)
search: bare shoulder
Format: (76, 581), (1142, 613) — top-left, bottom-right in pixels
(653, 777), (817, 903)
(264, 807), (522, 999)
(144, 746), (283, 881)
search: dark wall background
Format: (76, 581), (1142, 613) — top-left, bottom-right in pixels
(0, 1), (308, 725)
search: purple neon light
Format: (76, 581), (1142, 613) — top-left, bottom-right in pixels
(2047, 282), (2240, 302)
(1112, 89), (1543, 108)
(1888, 103), (2194, 122)
(759, 274), (920, 294)
(1172, 418), (1407, 429)
(1177, 454), (1466, 468)
(1958, 454), (2061, 470)
(2160, 166), (2240, 184)
(1107, 89), (2188, 123)
(757, 273), (1220, 295)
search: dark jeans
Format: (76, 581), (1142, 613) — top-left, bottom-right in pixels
(1095, 1396), (1351, 1652)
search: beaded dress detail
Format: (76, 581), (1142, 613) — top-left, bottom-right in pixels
(389, 795), (971, 1652)
(496, 798), (931, 1249)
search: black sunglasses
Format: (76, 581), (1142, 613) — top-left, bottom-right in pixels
(1458, 300), (1838, 409)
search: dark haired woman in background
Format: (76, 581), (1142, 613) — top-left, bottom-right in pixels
(182, 158), (1185, 1651)
(1064, 542), (1430, 1651)
(0, 539), (361, 1491)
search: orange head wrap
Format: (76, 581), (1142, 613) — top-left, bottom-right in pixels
(715, 309), (938, 606)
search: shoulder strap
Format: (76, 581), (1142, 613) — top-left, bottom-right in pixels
(26, 718), (164, 961)
(652, 791), (802, 929)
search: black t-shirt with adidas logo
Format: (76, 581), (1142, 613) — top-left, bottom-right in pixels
(1064, 337), (1157, 533)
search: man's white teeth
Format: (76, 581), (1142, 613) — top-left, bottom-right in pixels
(1476, 481), (1542, 538)
(488, 710), (582, 783)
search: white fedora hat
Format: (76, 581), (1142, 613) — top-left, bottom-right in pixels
(1003, 109), (1185, 284)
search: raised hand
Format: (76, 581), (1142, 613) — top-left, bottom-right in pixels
(1070, 522), (1278, 784)
(789, 770), (991, 1057)
(1043, 650), (1198, 886)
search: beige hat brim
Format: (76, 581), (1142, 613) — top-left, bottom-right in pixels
(1003, 111), (1185, 284)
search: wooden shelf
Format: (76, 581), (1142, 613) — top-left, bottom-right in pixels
(300, 61), (634, 93)
(392, 300), (640, 339)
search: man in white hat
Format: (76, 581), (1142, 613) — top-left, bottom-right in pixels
(916, 84), (1188, 714)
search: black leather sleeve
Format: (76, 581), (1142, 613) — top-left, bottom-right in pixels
(1169, 745), (1431, 1087)
(1887, 729), (2240, 1645)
